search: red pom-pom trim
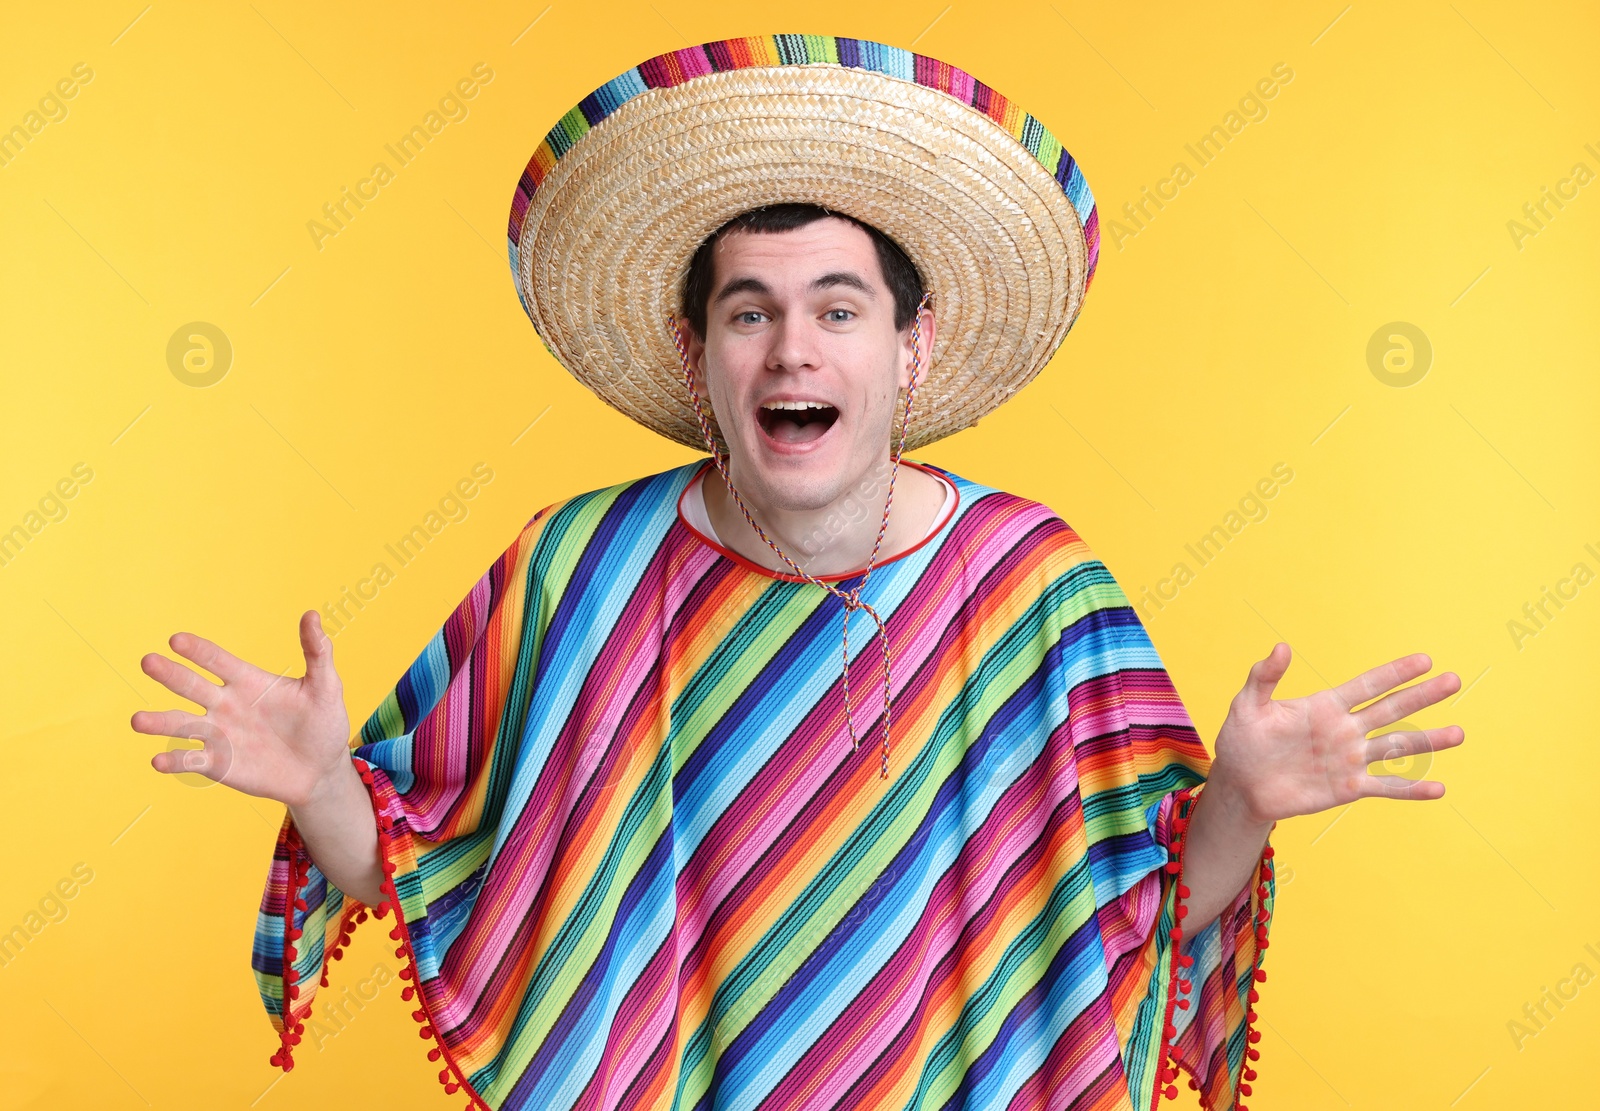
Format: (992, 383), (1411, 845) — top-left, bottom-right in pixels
(1151, 787), (1200, 1108)
(1147, 788), (1276, 1111)
(265, 757), (491, 1109)
(357, 757), (490, 1108)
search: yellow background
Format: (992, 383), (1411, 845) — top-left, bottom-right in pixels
(1, 1), (1595, 1107)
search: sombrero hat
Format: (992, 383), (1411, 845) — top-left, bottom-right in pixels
(507, 34), (1101, 453)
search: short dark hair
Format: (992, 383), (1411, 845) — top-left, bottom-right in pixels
(680, 203), (927, 340)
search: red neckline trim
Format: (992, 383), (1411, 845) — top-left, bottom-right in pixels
(675, 458), (961, 583)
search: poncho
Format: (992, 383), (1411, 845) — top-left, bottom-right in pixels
(253, 458), (1276, 1111)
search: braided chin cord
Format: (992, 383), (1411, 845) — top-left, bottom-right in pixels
(664, 292), (933, 780)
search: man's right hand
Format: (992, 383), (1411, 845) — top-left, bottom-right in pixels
(132, 609), (387, 907)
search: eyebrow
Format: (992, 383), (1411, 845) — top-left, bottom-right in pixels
(813, 271), (876, 298)
(711, 271), (878, 306)
(711, 277), (768, 306)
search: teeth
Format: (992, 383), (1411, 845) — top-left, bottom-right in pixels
(761, 400), (831, 410)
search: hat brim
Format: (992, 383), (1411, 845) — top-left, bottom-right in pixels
(509, 37), (1100, 452)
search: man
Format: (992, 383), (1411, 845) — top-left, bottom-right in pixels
(132, 36), (1463, 1111)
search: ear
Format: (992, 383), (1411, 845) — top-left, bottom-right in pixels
(896, 303), (936, 392)
(681, 321), (709, 395)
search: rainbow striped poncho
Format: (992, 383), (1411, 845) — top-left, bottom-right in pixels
(253, 459), (1274, 1110)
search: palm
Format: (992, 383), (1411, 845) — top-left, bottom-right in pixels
(130, 610), (351, 807)
(1212, 643), (1465, 825)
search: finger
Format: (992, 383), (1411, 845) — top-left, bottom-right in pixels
(168, 631), (252, 684)
(1241, 642), (1291, 708)
(141, 715), (224, 764)
(130, 706), (213, 741)
(1329, 652), (1431, 712)
(152, 728), (235, 784)
(1363, 724), (1464, 765)
(138, 652), (223, 711)
(1361, 772), (1446, 801)
(1353, 671), (1462, 732)
(299, 609), (339, 693)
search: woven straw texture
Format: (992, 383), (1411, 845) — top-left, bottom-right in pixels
(508, 35), (1101, 451)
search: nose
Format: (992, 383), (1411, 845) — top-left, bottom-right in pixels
(766, 309), (823, 373)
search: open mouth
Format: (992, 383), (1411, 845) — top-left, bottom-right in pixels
(757, 400), (840, 446)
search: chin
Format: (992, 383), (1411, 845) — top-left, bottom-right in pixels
(742, 464), (843, 514)
(726, 446), (845, 513)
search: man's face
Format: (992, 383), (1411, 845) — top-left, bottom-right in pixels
(685, 216), (933, 514)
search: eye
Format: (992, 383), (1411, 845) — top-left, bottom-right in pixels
(735, 311), (768, 325)
(825, 309), (855, 323)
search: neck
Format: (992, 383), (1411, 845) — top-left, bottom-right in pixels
(703, 458), (945, 577)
